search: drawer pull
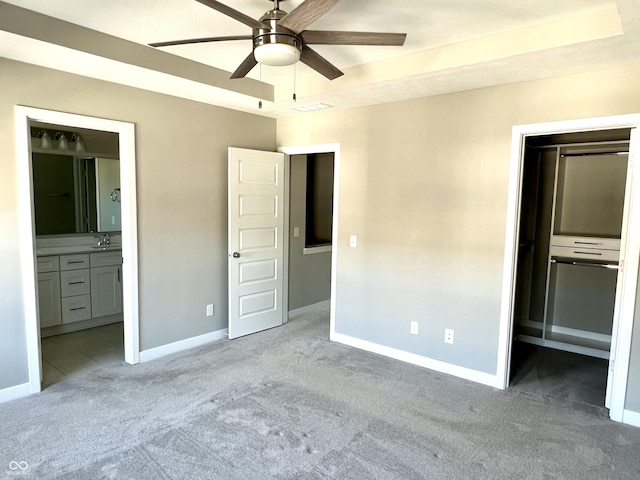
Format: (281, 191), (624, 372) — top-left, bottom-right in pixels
(574, 241), (602, 246)
(573, 250), (602, 256)
(69, 281), (85, 285)
(70, 307), (86, 311)
(68, 260), (85, 264)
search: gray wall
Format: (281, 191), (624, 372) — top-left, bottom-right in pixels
(277, 62), (640, 406)
(288, 154), (332, 311)
(3, 54), (640, 415)
(0, 58), (275, 390)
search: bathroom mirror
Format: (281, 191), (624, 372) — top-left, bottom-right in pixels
(30, 122), (120, 235)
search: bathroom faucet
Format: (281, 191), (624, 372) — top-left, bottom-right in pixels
(98, 233), (110, 246)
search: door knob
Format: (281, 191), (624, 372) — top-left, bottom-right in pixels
(232, 252), (240, 258)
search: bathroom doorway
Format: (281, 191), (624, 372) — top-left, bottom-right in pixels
(16, 106), (139, 395)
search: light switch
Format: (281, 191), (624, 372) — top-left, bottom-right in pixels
(293, 227), (300, 238)
(350, 235), (357, 248)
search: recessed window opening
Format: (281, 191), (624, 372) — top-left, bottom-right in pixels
(305, 153), (334, 249)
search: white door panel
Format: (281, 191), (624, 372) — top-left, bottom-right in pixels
(228, 147), (285, 339)
(606, 131), (636, 409)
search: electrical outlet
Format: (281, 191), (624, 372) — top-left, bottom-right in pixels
(410, 321), (419, 335)
(350, 235), (357, 248)
(444, 328), (454, 344)
(293, 227), (300, 238)
(206, 304), (214, 317)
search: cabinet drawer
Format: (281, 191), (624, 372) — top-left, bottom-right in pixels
(550, 245), (620, 263)
(61, 295), (92, 323)
(550, 235), (620, 251)
(60, 269), (91, 297)
(37, 256), (60, 273)
(90, 250), (123, 267)
(60, 254), (90, 271)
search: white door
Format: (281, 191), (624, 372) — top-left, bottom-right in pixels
(605, 132), (637, 409)
(228, 147), (286, 339)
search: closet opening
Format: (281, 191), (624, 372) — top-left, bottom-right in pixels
(509, 128), (631, 411)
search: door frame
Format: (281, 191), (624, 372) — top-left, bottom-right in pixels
(15, 106), (140, 395)
(278, 143), (340, 334)
(496, 113), (640, 424)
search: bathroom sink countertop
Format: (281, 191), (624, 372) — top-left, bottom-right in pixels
(36, 245), (122, 256)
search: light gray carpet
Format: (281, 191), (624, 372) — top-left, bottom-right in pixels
(1, 308), (640, 479)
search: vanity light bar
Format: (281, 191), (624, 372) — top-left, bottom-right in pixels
(292, 103), (333, 112)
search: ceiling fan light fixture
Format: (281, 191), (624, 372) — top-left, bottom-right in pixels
(254, 42), (301, 66)
(151, 0), (406, 80)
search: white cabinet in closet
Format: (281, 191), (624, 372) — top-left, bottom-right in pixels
(514, 141), (629, 359)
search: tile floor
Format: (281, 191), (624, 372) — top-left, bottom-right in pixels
(41, 322), (124, 388)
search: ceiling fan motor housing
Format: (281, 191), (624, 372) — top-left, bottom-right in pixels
(253, 8), (302, 66)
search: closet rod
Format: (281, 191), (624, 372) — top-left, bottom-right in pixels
(550, 258), (619, 270)
(560, 151), (628, 157)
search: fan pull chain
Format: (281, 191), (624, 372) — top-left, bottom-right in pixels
(293, 63), (297, 102)
(259, 63), (263, 109)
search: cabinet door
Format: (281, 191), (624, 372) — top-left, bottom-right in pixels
(91, 265), (123, 317)
(38, 272), (61, 328)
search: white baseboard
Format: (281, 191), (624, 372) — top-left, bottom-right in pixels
(288, 300), (330, 318)
(139, 328), (228, 363)
(331, 332), (502, 389)
(0, 382), (31, 404)
(623, 409), (640, 428)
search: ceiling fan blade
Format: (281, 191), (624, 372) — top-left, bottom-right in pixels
(300, 46), (343, 80)
(230, 52), (258, 79)
(302, 30), (407, 46)
(196, 0), (268, 29)
(278, 0), (341, 33)
(149, 35), (252, 48)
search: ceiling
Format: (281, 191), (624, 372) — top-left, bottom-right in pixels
(1, 0), (640, 118)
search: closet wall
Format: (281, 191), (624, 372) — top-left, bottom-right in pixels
(514, 129), (630, 360)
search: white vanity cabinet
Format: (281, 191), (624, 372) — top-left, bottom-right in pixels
(37, 256), (61, 328)
(36, 249), (123, 333)
(90, 251), (123, 317)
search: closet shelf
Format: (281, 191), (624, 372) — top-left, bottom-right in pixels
(516, 334), (610, 360)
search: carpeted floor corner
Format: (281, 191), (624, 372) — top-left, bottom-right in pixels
(1, 308), (639, 479)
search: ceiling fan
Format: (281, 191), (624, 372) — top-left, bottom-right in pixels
(150, 0), (407, 80)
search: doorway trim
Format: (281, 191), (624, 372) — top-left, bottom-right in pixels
(496, 113), (640, 424)
(278, 143), (340, 336)
(15, 106), (139, 395)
